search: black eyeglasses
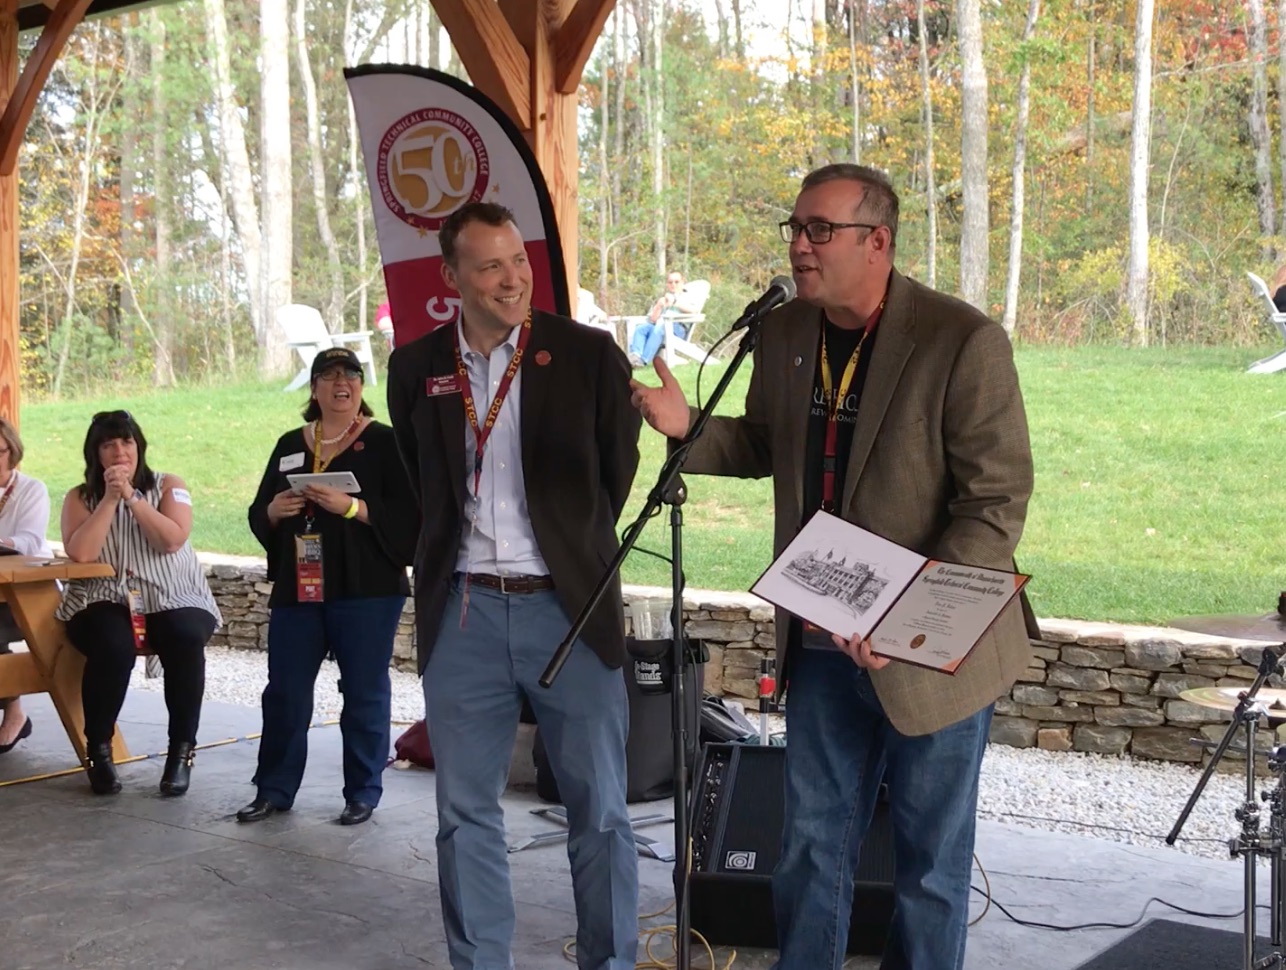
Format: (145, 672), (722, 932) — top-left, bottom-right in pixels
(316, 368), (363, 383)
(778, 220), (880, 244)
(92, 409), (132, 423)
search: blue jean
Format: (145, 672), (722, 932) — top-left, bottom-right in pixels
(255, 596), (404, 808)
(629, 320), (686, 364)
(423, 580), (638, 970)
(771, 645), (993, 970)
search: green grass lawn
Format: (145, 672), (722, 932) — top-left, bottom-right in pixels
(19, 343), (1286, 626)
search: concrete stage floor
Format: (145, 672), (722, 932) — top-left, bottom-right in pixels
(0, 690), (1274, 969)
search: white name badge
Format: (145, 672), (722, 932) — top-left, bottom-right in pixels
(279, 452), (306, 472)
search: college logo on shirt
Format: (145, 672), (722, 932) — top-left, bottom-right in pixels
(812, 385), (861, 424)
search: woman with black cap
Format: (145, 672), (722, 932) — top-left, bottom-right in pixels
(58, 410), (221, 795)
(240, 347), (416, 826)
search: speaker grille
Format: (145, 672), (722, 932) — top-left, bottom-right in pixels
(688, 742), (895, 955)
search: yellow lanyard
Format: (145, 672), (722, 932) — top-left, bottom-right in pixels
(311, 416), (361, 473)
(819, 300), (884, 423)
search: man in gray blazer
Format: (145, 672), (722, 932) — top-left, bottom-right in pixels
(632, 164), (1035, 970)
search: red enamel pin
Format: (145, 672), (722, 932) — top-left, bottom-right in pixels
(534, 350), (552, 366)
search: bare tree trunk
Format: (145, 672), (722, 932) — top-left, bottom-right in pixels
(1248, 0), (1276, 257)
(1001, 0), (1040, 338)
(204, 0), (266, 364)
(612, 10), (625, 215)
(220, 197), (235, 372)
(119, 16), (140, 355)
(1085, 8), (1095, 210)
(54, 31), (123, 397)
(848, 0), (861, 162)
(649, 0), (666, 278)
(1279, 0), (1286, 232)
(345, 0), (369, 335)
(150, 14), (175, 386)
(428, 1), (441, 70)
(732, 0), (744, 58)
(956, 0), (989, 310)
(812, 0), (827, 164)
(1126, 0), (1154, 346)
(260, 0), (293, 375)
(295, 0), (344, 332)
(916, 0), (936, 288)
(598, 28), (610, 304)
(712, 0), (729, 56)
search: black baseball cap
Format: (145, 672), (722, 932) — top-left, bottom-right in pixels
(310, 347), (363, 381)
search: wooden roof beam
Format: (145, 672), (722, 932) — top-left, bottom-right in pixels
(554, 0), (614, 94)
(0, 0), (93, 176)
(430, 0), (530, 129)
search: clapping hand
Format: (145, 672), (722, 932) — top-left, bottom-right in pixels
(302, 484), (353, 516)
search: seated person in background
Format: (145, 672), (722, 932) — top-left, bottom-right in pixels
(1273, 265), (1286, 312)
(628, 271), (700, 367)
(58, 410), (221, 796)
(0, 417), (52, 754)
(376, 300), (395, 347)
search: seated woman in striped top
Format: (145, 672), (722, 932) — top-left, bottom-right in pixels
(58, 410), (222, 796)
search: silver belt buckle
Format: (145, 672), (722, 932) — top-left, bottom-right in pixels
(498, 573), (509, 594)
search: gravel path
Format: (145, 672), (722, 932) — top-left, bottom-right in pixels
(133, 646), (1260, 863)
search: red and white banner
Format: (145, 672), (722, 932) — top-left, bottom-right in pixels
(345, 65), (570, 347)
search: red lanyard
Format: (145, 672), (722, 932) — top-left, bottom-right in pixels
(819, 300), (884, 512)
(454, 312), (532, 500)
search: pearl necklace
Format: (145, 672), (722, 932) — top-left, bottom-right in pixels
(317, 415), (363, 446)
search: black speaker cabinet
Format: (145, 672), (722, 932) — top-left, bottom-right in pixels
(531, 638), (703, 804)
(688, 742), (895, 955)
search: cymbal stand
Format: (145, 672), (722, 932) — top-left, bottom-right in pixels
(1167, 644), (1284, 970)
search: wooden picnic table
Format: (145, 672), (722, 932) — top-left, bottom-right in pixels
(0, 556), (128, 765)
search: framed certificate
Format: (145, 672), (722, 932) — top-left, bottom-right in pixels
(286, 471), (361, 494)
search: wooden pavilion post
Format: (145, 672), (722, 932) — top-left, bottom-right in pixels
(0, 0), (19, 426)
(432, 0), (616, 300)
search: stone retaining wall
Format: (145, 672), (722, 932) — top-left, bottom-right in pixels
(199, 554), (1272, 766)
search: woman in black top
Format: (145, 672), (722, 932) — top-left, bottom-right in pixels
(240, 348), (416, 826)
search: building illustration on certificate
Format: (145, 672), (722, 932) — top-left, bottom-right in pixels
(781, 548), (890, 617)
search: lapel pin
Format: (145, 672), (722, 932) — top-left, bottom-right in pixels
(353, 441), (365, 452)
(793, 355), (803, 367)
(535, 350), (552, 366)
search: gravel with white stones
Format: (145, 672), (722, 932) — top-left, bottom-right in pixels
(129, 646), (1259, 862)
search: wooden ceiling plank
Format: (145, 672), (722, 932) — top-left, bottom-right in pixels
(0, 0), (93, 176)
(554, 0), (614, 94)
(431, 0), (530, 129)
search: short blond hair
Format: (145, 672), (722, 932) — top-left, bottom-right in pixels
(0, 417), (24, 466)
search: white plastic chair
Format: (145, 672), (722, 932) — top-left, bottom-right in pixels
(620, 279), (715, 367)
(575, 287), (616, 340)
(1245, 272), (1286, 374)
(276, 304), (377, 391)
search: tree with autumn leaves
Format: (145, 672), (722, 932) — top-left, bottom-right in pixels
(13, 1), (1283, 396)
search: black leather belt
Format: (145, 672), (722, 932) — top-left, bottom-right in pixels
(463, 573), (555, 594)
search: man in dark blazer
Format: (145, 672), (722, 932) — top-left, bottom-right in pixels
(633, 165), (1036, 970)
(387, 202), (642, 970)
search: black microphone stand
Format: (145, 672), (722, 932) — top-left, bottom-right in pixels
(539, 313), (767, 970)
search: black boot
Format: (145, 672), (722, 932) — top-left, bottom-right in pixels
(159, 741), (195, 796)
(85, 742), (121, 795)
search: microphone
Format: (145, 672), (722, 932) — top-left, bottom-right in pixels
(731, 275), (796, 331)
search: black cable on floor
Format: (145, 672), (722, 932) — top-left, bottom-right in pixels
(972, 886), (1258, 932)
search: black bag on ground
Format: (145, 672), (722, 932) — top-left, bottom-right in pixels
(533, 636), (703, 804)
(698, 695), (758, 745)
